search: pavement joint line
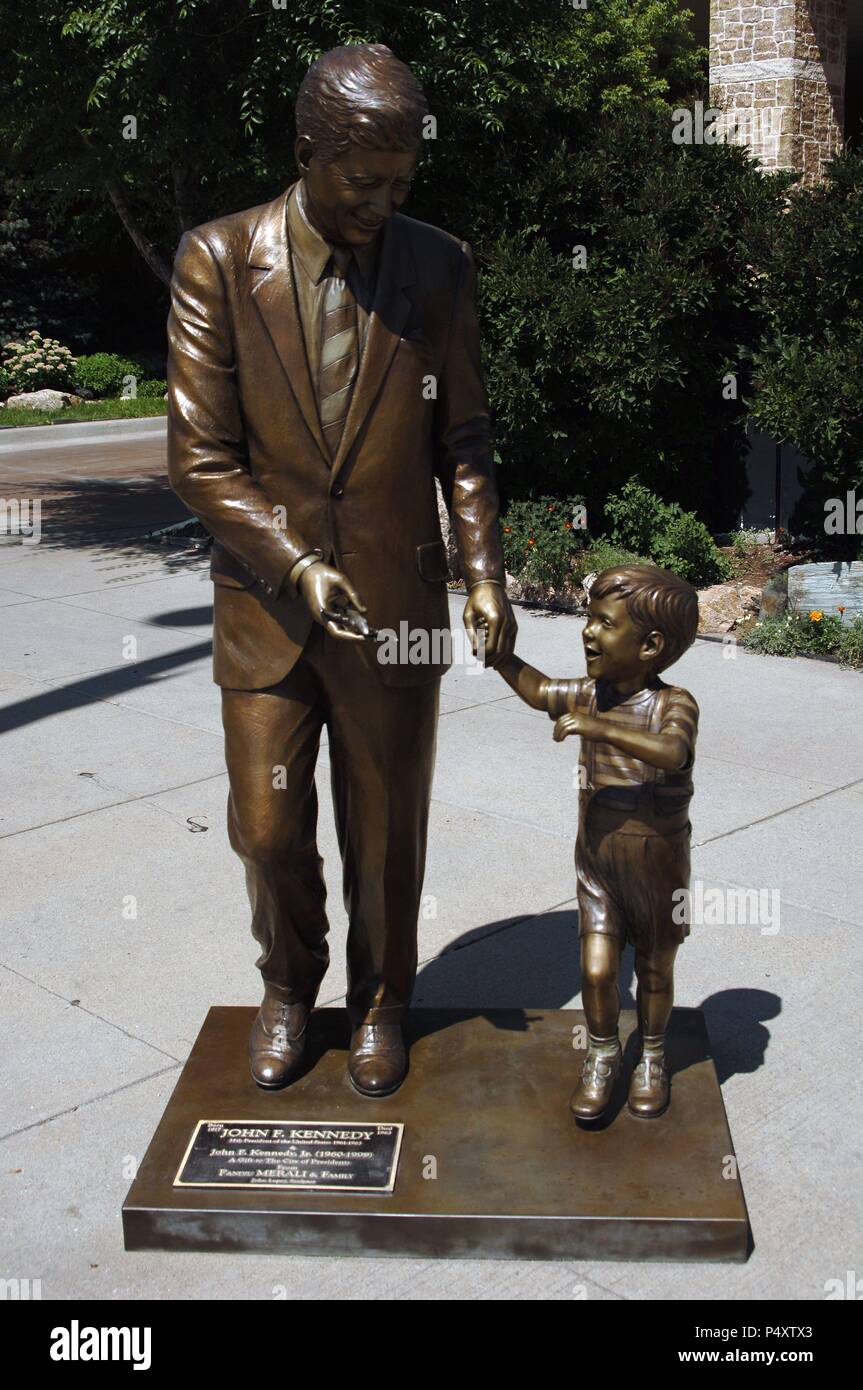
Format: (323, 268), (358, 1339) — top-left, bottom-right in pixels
(41, 568), (210, 602)
(437, 691), (527, 716)
(315, 895), (581, 1009)
(48, 697), (223, 742)
(439, 698), (843, 794)
(678, 882), (863, 931)
(20, 672), (227, 740)
(4, 659), (176, 686)
(311, 871), (863, 1015)
(0, 771), (229, 841)
(5, 595), (207, 637)
(426, 792), (574, 840)
(51, 596), (213, 640)
(86, 702), (224, 741)
(0, 961), (184, 1065)
(0, 1063), (181, 1145)
(0, 567), (206, 603)
(694, 773), (863, 847)
(670, 746), (837, 788)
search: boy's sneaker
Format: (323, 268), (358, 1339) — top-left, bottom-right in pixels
(570, 1038), (622, 1120)
(628, 1052), (669, 1118)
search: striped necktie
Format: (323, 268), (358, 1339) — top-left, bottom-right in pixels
(317, 245), (359, 459)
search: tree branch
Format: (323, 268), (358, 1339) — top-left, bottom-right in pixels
(77, 129), (171, 286)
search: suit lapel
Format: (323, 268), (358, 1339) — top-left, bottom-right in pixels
(248, 186), (331, 464)
(248, 191), (416, 478)
(331, 214), (416, 482)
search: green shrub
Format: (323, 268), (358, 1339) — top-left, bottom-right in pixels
(74, 352), (143, 397)
(1, 330), (77, 393)
(573, 540), (648, 582)
(651, 509), (733, 585)
(480, 107), (785, 530)
(841, 617), (863, 666)
(742, 612), (863, 667)
(602, 480), (670, 556)
(748, 152), (863, 554)
(602, 478), (731, 585)
(136, 377), (167, 398)
(501, 496), (587, 589)
(731, 527), (763, 555)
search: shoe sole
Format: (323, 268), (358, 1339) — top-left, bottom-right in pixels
(250, 1069), (302, 1091)
(348, 1071), (405, 1099)
(571, 1105), (612, 1122)
(627, 1099), (670, 1119)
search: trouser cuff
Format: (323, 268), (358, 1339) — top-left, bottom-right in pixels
(260, 977), (319, 1008)
(349, 1003), (406, 1027)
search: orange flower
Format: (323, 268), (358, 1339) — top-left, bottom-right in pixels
(809, 610), (823, 622)
(837, 605), (846, 615)
(528, 538), (535, 546)
(503, 526), (510, 534)
(564, 522), (572, 530)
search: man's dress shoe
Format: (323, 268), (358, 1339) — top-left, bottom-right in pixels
(249, 989), (309, 1089)
(348, 1023), (406, 1097)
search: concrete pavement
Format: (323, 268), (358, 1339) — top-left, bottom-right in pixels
(1, 517), (862, 1300)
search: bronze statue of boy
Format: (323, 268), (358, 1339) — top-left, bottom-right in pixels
(496, 565), (699, 1120)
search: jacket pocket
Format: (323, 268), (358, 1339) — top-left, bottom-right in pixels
(210, 544), (255, 589)
(416, 539), (448, 583)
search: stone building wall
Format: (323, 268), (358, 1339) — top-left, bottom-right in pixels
(709, 0), (847, 184)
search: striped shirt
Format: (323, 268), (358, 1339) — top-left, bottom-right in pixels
(547, 676), (699, 826)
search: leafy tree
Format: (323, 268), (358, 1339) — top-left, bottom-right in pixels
(0, 1), (704, 286)
(748, 152), (863, 553)
(481, 108), (789, 530)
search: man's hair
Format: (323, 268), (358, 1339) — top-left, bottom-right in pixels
(296, 44), (428, 163)
(590, 564), (699, 673)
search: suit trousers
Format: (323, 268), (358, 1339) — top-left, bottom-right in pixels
(221, 623), (440, 1024)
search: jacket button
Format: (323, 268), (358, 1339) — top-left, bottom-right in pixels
(331, 484), (344, 498)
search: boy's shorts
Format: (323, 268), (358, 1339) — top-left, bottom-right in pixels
(575, 811), (692, 954)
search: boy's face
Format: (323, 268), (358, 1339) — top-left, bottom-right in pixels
(583, 594), (663, 685)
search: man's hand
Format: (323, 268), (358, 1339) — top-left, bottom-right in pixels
(463, 581), (517, 666)
(298, 561), (369, 642)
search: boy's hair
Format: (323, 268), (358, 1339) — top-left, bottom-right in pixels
(590, 564), (699, 673)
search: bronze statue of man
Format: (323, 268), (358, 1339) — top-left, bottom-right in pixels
(167, 43), (516, 1096)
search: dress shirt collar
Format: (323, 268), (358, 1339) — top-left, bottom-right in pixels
(289, 180), (379, 288)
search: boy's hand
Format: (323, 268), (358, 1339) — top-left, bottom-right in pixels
(553, 712), (595, 742)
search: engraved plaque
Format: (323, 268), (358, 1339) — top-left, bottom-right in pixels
(173, 1119), (403, 1193)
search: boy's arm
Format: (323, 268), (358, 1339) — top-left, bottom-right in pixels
(495, 654), (552, 712)
(562, 687), (698, 772)
(553, 713), (689, 772)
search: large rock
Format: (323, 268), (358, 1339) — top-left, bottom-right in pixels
(697, 582), (761, 634)
(5, 389), (80, 411)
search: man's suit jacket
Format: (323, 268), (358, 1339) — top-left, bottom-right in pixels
(167, 182), (506, 689)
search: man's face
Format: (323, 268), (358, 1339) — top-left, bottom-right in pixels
(582, 593), (662, 685)
(296, 140), (418, 247)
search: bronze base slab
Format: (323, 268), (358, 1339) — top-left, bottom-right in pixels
(123, 1007), (750, 1261)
